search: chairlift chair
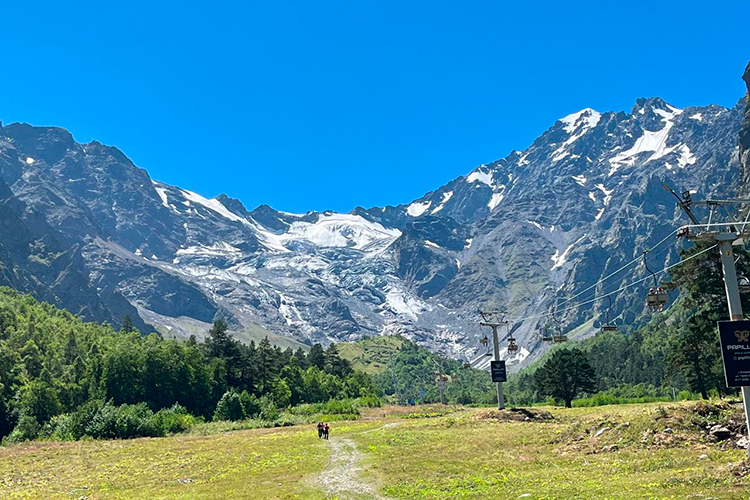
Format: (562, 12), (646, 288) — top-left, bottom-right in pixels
(541, 328), (554, 342)
(643, 251), (669, 313)
(480, 334), (493, 356)
(600, 295), (618, 333)
(739, 276), (750, 293)
(507, 337), (518, 353)
(550, 308), (568, 342)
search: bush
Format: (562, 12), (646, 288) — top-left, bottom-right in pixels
(85, 401), (157, 439)
(321, 398), (360, 416)
(259, 395), (279, 421)
(150, 404), (198, 434)
(213, 391), (244, 422)
(354, 395), (381, 408)
(239, 391), (260, 419)
(4, 414), (40, 443)
(49, 400), (103, 440)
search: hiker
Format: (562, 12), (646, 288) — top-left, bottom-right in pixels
(317, 422), (323, 439)
(324, 423), (330, 440)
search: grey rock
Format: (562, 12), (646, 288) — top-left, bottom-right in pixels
(709, 425), (732, 440)
(594, 426), (611, 437)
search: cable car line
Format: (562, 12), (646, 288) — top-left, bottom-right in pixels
(549, 228), (680, 313)
(507, 243), (718, 324)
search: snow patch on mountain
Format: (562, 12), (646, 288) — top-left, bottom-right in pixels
(560, 108), (601, 134)
(181, 188), (250, 225)
(678, 144), (697, 168)
(431, 191), (453, 214)
(407, 200), (431, 217)
(488, 192), (504, 210)
(176, 242), (242, 256)
(608, 107), (684, 175)
(466, 170), (493, 186)
(595, 184), (614, 205)
(572, 174), (587, 186)
(551, 235), (586, 270)
(153, 184), (170, 208)
(384, 287), (424, 320)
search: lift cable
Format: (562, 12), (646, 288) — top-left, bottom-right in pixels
(508, 243), (718, 323)
(550, 228), (680, 312)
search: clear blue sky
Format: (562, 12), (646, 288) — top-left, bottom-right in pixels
(1, 1), (748, 213)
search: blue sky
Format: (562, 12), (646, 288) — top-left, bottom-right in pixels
(1, 1), (748, 213)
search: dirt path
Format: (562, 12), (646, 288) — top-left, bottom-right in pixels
(316, 424), (398, 500)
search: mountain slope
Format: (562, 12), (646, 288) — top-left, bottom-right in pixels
(0, 93), (743, 368)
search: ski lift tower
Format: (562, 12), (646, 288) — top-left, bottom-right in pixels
(669, 186), (750, 457)
(479, 311), (508, 410)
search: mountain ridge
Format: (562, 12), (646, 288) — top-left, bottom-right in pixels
(0, 93), (743, 369)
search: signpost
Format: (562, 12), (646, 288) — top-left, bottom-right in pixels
(718, 320), (750, 387)
(490, 360), (507, 383)
(479, 312), (508, 409)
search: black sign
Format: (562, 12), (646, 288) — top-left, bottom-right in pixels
(490, 360), (507, 383)
(718, 320), (750, 387)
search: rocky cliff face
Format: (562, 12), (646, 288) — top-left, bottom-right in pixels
(740, 62), (750, 196)
(0, 90), (744, 369)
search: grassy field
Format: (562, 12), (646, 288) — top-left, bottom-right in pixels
(0, 402), (748, 499)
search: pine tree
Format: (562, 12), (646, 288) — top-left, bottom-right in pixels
(257, 337), (277, 393)
(308, 343), (325, 370)
(120, 314), (135, 334)
(666, 309), (725, 398)
(205, 320), (230, 358)
(324, 344), (352, 378)
(535, 348), (596, 408)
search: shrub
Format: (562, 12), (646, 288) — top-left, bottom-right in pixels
(259, 395), (279, 421)
(239, 391), (260, 419)
(4, 414), (40, 443)
(321, 398), (359, 416)
(84, 401), (156, 439)
(354, 395), (381, 408)
(213, 391), (244, 422)
(49, 400), (104, 440)
(150, 404), (198, 434)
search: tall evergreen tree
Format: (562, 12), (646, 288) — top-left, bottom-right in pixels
(308, 343), (325, 370)
(666, 309), (725, 398)
(535, 348), (596, 408)
(257, 337), (277, 393)
(324, 344), (352, 378)
(120, 314), (135, 334)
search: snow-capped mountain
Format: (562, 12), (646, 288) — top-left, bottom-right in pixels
(0, 90), (746, 369)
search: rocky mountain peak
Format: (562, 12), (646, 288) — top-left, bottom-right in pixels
(0, 76), (746, 369)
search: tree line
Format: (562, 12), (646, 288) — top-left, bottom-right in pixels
(0, 288), (378, 442)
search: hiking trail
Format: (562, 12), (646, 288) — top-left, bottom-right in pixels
(316, 423), (399, 500)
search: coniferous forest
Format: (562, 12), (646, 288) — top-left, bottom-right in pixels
(0, 287), (384, 442)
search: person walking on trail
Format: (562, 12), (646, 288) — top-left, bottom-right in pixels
(324, 423), (330, 440)
(317, 422), (323, 439)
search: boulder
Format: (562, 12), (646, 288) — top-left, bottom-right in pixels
(709, 425), (732, 441)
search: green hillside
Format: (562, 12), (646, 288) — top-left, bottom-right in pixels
(339, 335), (497, 405)
(337, 335), (406, 374)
